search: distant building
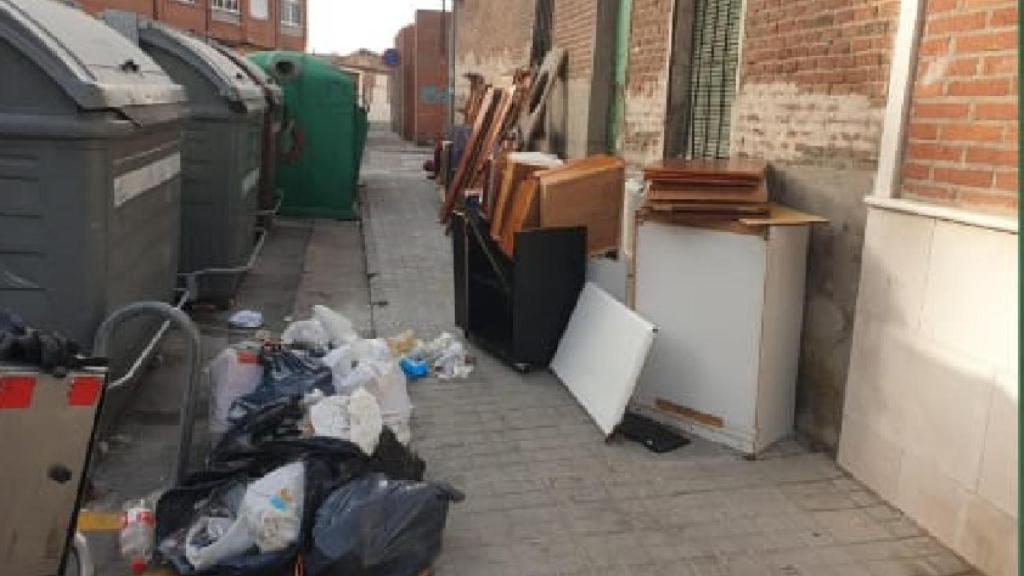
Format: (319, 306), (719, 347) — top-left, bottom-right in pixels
(322, 49), (394, 126)
(75, 0), (307, 52)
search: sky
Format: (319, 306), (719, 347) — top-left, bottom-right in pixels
(307, 0), (448, 56)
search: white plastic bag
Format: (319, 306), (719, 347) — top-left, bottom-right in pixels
(208, 347), (264, 434)
(361, 361), (413, 420)
(184, 516), (254, 571)
(322, 339), (394, 395)
(312, 305), (358, 348)
(307, 388), (383, 455)
(241, 462), (305, 554)
(281, 319), (329, 349)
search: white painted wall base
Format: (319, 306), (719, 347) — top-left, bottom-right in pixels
(839, 205), (1018, 576)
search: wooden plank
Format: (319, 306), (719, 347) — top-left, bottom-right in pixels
(498, 178), (540, 257)
(440, 88), (497, 222)
(536, 155), (626, 255)
(490, 152), (562, 240)
(655, 398), (725, 429)
(738, 203), (829, 226)
(470, 88), (514, 189)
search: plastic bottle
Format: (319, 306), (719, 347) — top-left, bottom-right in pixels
(119, 500), (155, 575)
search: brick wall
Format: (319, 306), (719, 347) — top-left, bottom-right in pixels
(622, 0), (675, 165)
(731, 0), (899, 449)
(78, 0), (304, 51)
(414, 10), (449, 143)
(900, 0), (1018, 214)
(733, 0), (898, 165)
(552, 0), (597, 81)
(453, 0), (534, 106)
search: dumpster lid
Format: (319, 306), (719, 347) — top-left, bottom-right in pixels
(135, 19), (267, 111)
(0, 0), (185, 110)
(213, 42), (284, 108)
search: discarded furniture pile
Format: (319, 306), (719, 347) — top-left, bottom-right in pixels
(156, 306), (469, 575)
(437, 46), (829, 457)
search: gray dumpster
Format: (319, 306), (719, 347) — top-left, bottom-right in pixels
(107, 13), (267, 303)
(214, 42), (285, 217)
(0, 0), (185, 357)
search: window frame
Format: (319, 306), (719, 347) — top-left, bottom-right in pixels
(280, 0), (303, 27)
(210, 0), (241, 15)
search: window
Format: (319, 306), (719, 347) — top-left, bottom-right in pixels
(281, 0), (303, 26)
(250, 0), (268, 19)
(211, 0), (240, 13)
(685, 0), (742, 159)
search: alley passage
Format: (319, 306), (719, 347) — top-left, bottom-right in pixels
(358, 130), (977, 576)
(87, 128), (978, 576)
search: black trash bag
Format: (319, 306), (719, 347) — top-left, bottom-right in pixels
(305, 474), (465, 576)
(0, 308), (99, 375)
(157, 440), (370, 576)
(213, 398), (426, 483)
(228, 348), (333, 423)
(368, 428), (425, 482)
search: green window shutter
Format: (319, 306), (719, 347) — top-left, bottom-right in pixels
(686, 0), (742, 159)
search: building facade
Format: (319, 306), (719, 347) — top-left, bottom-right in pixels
(76, 0), (307, 51)
(390, 11), (451, 144)
(453, 1), (1018, 574)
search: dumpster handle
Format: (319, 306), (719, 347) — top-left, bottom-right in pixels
(93, 302), (201, 486)
(102, 290), (188, 392)
(255, 193), (284, 219)
(178, 226), (269, 302)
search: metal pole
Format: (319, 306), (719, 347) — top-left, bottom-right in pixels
(93, 302), (202, 487)
(447, 0), (457, 129)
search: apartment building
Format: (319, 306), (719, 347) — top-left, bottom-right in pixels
(76, 0), (307, 51)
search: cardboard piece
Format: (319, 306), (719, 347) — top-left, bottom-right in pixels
(551, 282), (656, 436)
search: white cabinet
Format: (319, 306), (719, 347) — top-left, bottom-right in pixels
(631, 208), (822, 454)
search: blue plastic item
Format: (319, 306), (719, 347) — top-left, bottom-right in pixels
(399, 358), (429, 380)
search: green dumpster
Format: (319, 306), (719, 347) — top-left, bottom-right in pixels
(248, 51), (362, 220)
(354, 105), (369, 183)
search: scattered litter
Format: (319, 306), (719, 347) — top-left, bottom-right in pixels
(120, 499), (156, 575)
(306, 474), (464, 576)
(281, 319), (330, 350)
(410, 332), (473, 379)
(616, 412), (690, 453)
(307, 389), (383, 455)
(228, 310), (264, 329)
(208, 346), (263, 434)
(241, 462), (305, 554)
(387, 329), (420, 357)
(312, 305), (358, 347)
(399, 357), (429, 380)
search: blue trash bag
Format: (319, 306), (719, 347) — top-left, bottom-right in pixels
(306, 474), (465, 576)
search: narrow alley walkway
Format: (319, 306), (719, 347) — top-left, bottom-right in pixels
(357, 129), (977, 576)
(86, 127), (978, 576)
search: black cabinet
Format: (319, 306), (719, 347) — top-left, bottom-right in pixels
(452, 204), (585, 369)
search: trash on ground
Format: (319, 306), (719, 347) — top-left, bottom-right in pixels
(281, 319), (330, 350)
(307, 388), (383, 455)
(305, 474), (464, 576)
(120, 498), (156, 575)
(399, 357), (429, 380)
(241, 462), (304, 553)
(208, 346), (263, 434)
(616, 412), (690, 453)
(153, 306), (462, 574)
(227, 310), (264, 329)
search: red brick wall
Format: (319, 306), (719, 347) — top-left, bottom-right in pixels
(79, 0), (153, 16)
(414, 10), (449, 143)
(552, 0), (597, 81)
(78, 0), (304, 51)
(900, 0), (1018, 214)
(733, 0), (899, 165)
(400, 25), (416, 141)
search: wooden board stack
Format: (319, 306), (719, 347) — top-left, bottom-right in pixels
(642, 159), (770, 218)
